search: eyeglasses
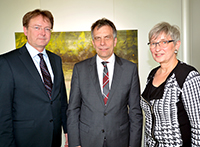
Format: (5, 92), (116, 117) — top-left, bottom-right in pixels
(147, 40), (174, 49)
(29, 26), (52, 33)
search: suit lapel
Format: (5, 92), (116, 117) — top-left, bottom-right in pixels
(47, 51), (57, 100)
(89, 55), (123, 107)
(18, 46), (49, 98)
(89, 55), (105, 106)
(106, 55), (123, 107)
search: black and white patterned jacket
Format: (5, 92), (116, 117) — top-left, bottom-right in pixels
(141, 61), (200, 147)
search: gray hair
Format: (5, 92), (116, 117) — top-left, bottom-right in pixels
(149, 22), (180, 45)
(91, 18), (117, 40)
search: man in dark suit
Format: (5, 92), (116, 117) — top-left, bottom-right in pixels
(67, 18), (143, 147)
(0, 9), (68, 147)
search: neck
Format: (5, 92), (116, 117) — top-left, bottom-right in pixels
(159, 59), (178, 74)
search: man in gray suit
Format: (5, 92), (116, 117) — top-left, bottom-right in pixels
(67, 18), (143, 147)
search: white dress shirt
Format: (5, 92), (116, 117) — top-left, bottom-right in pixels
(96, 53), (115, 93)
(26, 42), (54, 83)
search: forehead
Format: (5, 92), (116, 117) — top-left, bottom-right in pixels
(93, 25), (113, 35)
(29, 15), (51, 26)
(151, 32), (171, 41)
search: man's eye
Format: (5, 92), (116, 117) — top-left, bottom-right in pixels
(105, 36), (112, 40)
(45, 28), (51, 32)
(34, 26), (40, 30)
(94, 37), (100, 40)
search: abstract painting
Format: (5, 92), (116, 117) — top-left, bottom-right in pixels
(15, 30), (138, 96)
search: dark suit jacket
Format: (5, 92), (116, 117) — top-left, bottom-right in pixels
(0, 45), (68, 147)
(67, 54), (143, 147)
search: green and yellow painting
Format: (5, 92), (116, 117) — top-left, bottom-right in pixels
(15, 30), (138, 96)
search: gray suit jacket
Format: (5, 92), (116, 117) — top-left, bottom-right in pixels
(0, 45), (68, 147)
(67, 54), (143, 147)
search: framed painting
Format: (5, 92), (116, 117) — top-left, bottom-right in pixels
(15, 30), (138, 96)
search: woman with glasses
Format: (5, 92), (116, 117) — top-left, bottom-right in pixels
(141, 22), (200, 147)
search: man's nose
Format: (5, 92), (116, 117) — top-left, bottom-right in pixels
(100, 38), (105, 45)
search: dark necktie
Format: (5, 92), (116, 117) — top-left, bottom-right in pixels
(102, 61), (109, 105)
(38, 53), (53, 98)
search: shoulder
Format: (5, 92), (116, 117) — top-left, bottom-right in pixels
(176, 61), (197, 73)
(0, 48), (23, 66)
(146, 66), (160, 80)
(0, 49), (22, 71)
(1, 48), (20, 58)
(174, 61), (199, 88)
(174, 61), (198, 79)
(74, 56), (95, 67)
(115, 55), (137, 67)
(46, 50), (61, 59)
(46, 50), (64, 66)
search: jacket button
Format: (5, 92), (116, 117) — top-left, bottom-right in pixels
(51, 101), (53, 105)
(50, 119), (53, 122)
(104, 112), (107, 116)
(102, 129), (105, 133)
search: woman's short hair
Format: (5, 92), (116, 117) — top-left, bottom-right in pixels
(149, 22), (180, 45)
(23, 9), (54, 29)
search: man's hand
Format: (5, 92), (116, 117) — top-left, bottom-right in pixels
(64, 133), (68, 147)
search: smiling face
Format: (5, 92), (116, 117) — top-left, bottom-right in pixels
(23, 15), (52, 52)
(150, 32), (180, 65)
(92, 25), (117, 61)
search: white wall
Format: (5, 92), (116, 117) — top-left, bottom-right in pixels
(190, 0), (200, 71)
(0, 0), (183, 91)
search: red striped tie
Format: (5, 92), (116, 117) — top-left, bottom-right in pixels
(102, 61), (109, 105)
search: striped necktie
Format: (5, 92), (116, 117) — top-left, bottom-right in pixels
(102, 61), (109, 105)
(38, 53), (53, 99)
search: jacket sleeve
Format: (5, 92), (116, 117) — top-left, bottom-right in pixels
(182, 70), (200, 146)
(0, 56), (16, 147)
(67, 64), (81, 146)
(128, 65), (143, 147)
(59, 57), (68, 133)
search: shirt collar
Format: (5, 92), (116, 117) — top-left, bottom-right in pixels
(25, 42), (48, 58)
(96, 53), (115, 65)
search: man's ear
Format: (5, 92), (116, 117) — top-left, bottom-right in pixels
(114, 37), (117, 47)
(23, 26), (28, 36)
(92, 39), (95, 47)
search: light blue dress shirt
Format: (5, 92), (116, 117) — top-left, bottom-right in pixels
(25, 42), (54, 83)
